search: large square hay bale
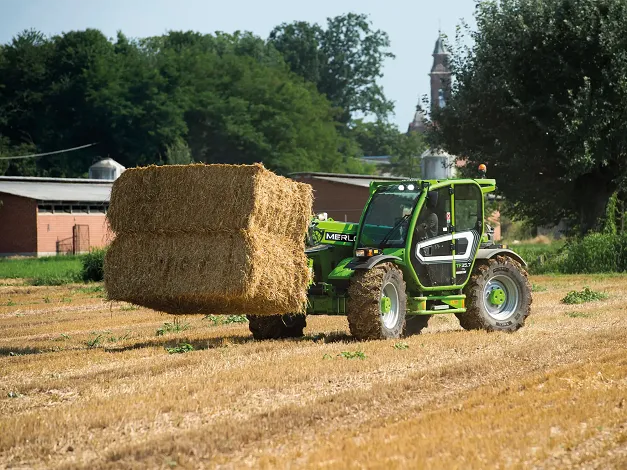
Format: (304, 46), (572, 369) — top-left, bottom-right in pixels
(107, 163), (313, 243)
(104, 231), (310, 316)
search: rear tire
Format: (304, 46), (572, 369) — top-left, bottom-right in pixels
(456, 256), (532, 331)
(347, 263), (407, 340)
(247, 314), (306, 340)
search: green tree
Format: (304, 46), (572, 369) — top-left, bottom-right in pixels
(183, 51), (352, 174)
(350, 119), (400, 157)
(164, 138), (193, 165)
(269, 13), (395, 123)
(0, 27), (377, 177)
(0, 30), (54, 155)
(432, 0), (627, 234)
(351, 120), (426, 177)
(392, 130), (426, 178)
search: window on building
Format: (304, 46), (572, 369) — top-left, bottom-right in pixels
(71, 205), (89, 213)
(53, 205), (71, 213)
(89, 205), (107, 213)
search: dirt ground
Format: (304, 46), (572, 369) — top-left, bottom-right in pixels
(1, 274), (626, 469)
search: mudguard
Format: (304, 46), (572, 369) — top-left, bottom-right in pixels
(346, 255), (402, 270)
(476, 248), (527, 268)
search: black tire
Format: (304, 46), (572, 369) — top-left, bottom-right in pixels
(404, 315), (431, 336)
(347, 263), (407, 340)
(456, 255), (532, 331)
(247, 314), (306, 340)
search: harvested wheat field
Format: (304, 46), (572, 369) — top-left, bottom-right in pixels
(1, 274), (626, 469)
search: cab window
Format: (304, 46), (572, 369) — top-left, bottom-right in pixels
(454, 184), (483, 233)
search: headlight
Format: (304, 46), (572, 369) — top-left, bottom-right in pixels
(317, 212), (328, 221)
(356, 248), (382, 258)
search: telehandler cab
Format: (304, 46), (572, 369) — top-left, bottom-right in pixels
(247, 169), (532, 340)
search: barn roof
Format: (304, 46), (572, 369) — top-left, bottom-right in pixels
(0, 176), (112, 203)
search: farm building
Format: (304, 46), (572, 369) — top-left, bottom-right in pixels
(0, 176), (113, 257)
(0, 158), (125, 257)
(0, 157), (125, 257)
(289, 172), (406, 223)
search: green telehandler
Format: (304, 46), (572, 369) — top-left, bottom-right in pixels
(247, 171), (532, 341)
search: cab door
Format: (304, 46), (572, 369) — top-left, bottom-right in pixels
(410, 185), (455, 288)
(451, 182), (484, 285)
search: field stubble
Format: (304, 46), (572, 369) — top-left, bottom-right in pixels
(0, 275), (626, 469)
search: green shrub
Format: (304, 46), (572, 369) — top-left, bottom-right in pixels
(559, 233), (627, 274)
(561, 287), (608, 304)
(29, 272), (82, 286)
(166, 343), (195, 354)
(203, 314), (248, 325)
(510, 243), (565, 275)
(156, 319), (191, 336)
(81, 248), (106, 282)
(339, 351), (366, 360)
(0, 256), (82, 282)
(513, 233), (627, 274)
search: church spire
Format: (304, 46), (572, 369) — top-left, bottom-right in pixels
(429, 32), (451, 112)
(408, 103), (428, 133)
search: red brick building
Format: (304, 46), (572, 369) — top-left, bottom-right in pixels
(0, 177), (112, 257)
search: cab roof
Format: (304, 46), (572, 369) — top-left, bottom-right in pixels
(369, 178), (496, 195)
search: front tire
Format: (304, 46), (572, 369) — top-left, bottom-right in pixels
(247, 314), (306, 340)
(347, 263), (407, 340)
(456, 255), (532, 331)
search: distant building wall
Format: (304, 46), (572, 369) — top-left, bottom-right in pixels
(0, 193), (38, 256)
(296, 178), (370, 223)
(487, 209), (502, 241)
(37, 213), (111, 256)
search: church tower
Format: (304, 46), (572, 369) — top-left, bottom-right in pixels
(408, 32), (452, 133)
(429, 33), (451, 112)
(406, 32), (457, 181)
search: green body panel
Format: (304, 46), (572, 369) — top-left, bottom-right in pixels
(307, 294), (348, 315)
(306, 219), (355, 284)
(304, 176), (518, 318)
(327, 257), (354, 281)
(313, 220), (358, 247)
(383, 247), (406, 263)
(414, 308), (466, 315)
(407, 294), (466, 315)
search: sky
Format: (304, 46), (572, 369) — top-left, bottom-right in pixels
(0, 0), (478, 130)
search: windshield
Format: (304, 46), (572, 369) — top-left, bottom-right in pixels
(359, 184), (422, 248)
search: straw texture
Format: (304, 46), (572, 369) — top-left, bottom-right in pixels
(107, 163), (313, 243)
(105, 232), (309, 315)
(104, 163), (313, 316)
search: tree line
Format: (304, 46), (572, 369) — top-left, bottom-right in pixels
(432, 0), (627, 234)
(0, 13), (425, 178)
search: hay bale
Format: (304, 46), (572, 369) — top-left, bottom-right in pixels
(107, 163), (313, 243)
(104, 231), (310, 316)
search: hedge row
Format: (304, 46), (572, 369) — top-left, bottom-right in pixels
(518, 233), (627, 274)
